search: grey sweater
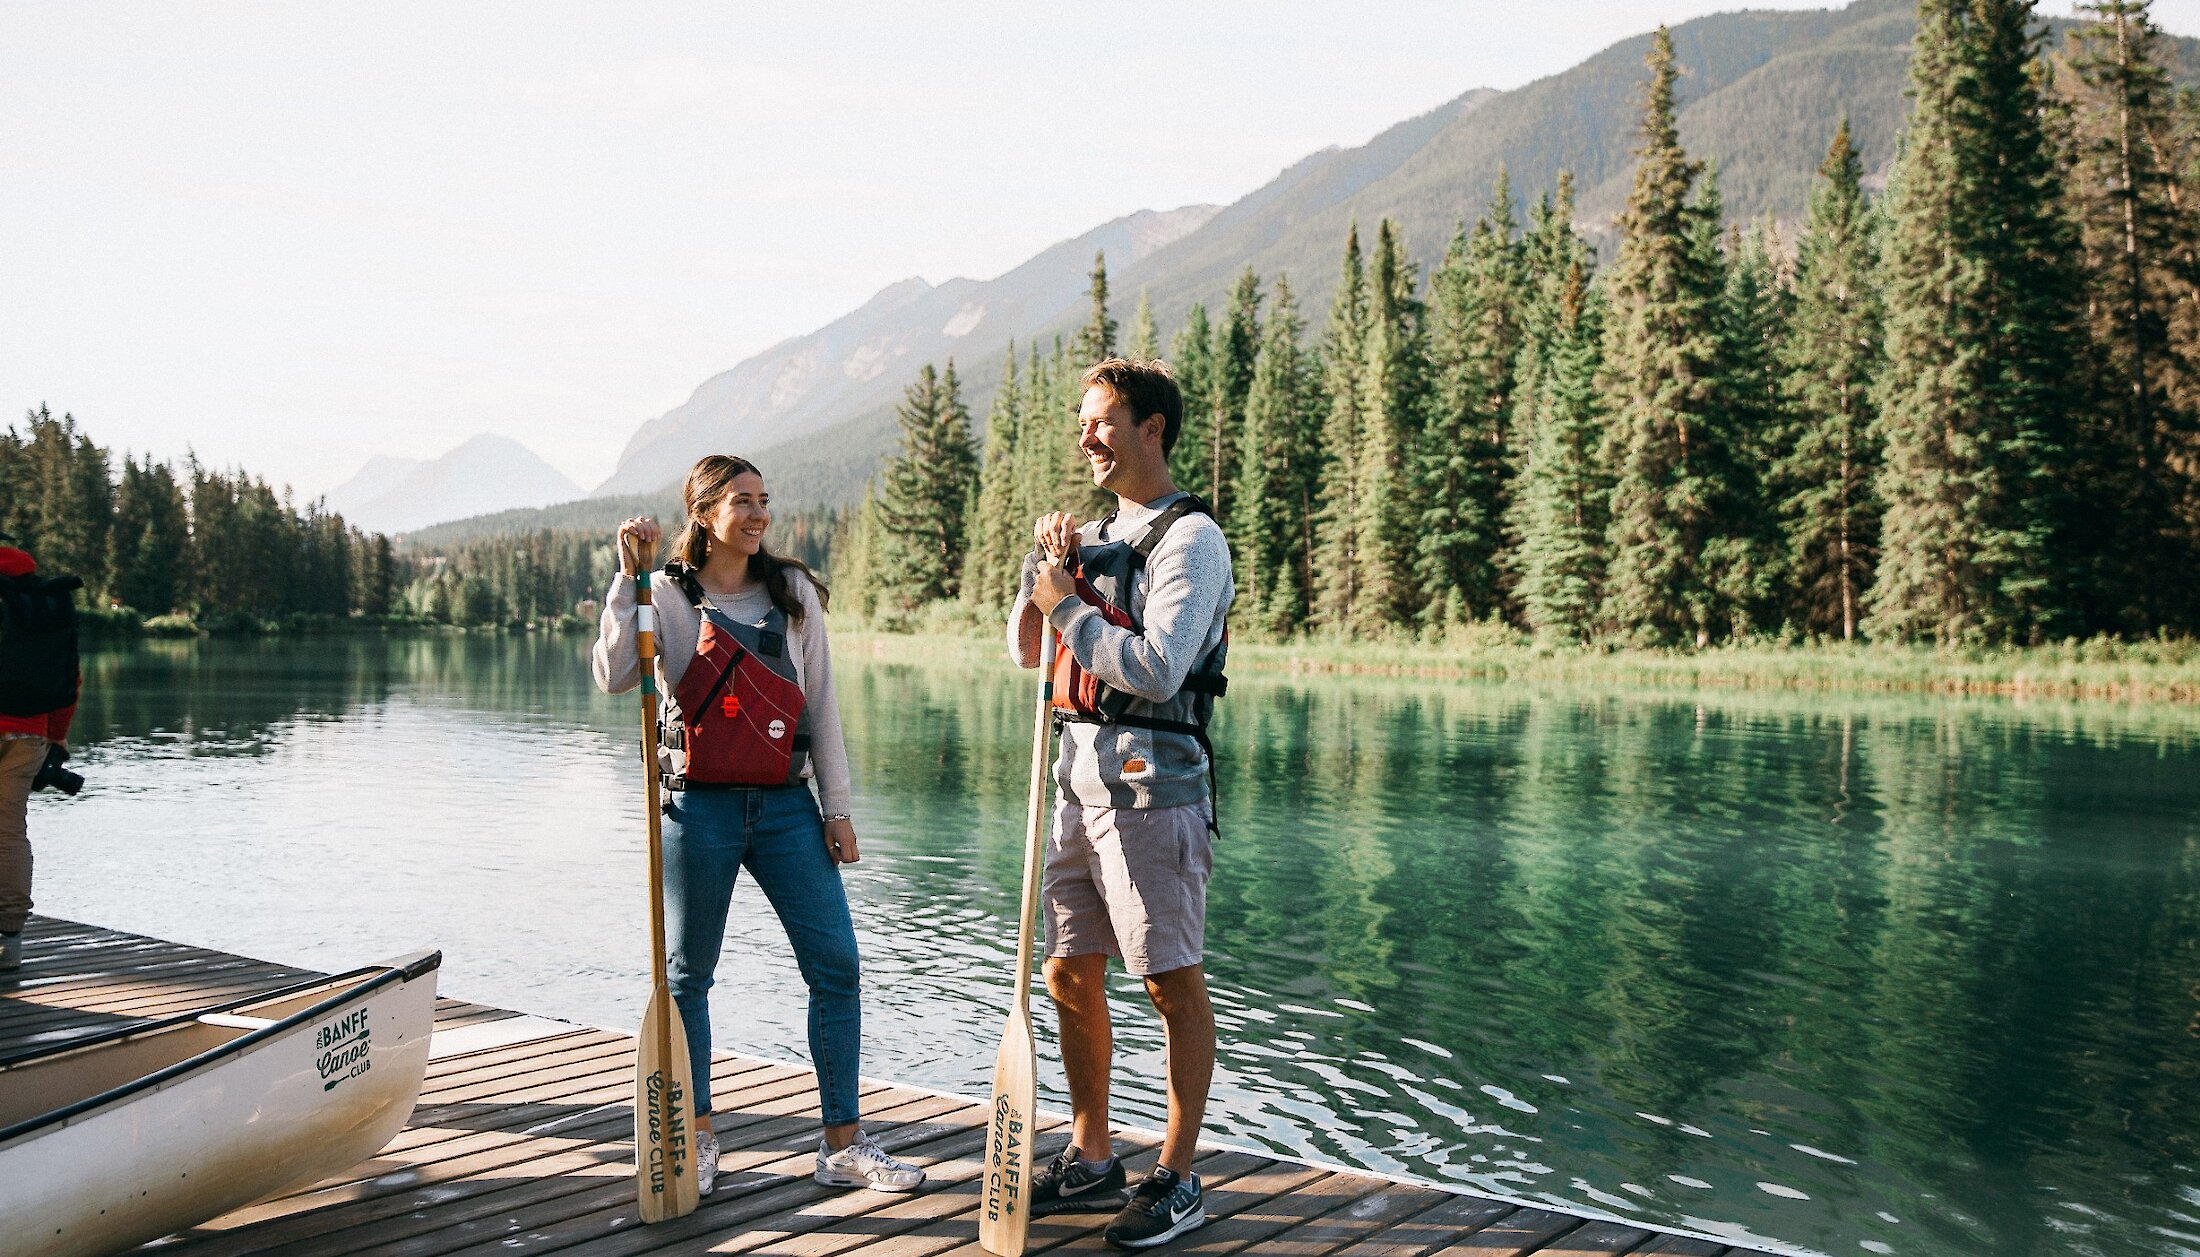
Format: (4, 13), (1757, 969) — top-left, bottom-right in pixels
(592, 569), (852, 816)
(1008, 491), (1234, 810)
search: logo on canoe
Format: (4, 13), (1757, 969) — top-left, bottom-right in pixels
(316, 1007), (372, 1092)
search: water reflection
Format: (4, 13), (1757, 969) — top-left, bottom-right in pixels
(38, 636), (2200, 1257)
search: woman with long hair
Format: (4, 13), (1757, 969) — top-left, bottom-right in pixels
(592, 454), (923, 1197)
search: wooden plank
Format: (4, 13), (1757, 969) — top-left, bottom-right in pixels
(1532, 1220), (1659, 1255)
(1324, 1195), (1523, 1257)
(1423, 1207), (1585, 1254)
(1628, 1236), (1729, 1255)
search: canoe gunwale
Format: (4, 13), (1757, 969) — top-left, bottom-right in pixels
(0, 948), (442, 1148)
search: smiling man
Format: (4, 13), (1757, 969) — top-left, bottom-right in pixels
(1007, 357), (1234, 1249)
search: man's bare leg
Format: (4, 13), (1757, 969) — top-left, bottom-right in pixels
(1143, 963), (1214, 1177)
(1045, 952), (1116, 1159)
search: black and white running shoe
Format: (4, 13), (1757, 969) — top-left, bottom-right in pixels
(1030, 1144), (1129, 1216)
(1104, 1166), (1205, 1249)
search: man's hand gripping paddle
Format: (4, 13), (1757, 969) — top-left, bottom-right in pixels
(982, 559), (1061, 1256)
(628, 535), (700, 1223)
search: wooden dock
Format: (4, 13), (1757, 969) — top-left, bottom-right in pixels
(2, 916), (1777, 1257)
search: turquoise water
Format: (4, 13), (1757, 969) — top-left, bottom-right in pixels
(31, 634), (2200, 1257)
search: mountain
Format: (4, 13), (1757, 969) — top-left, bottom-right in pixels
(430, 0), (2200, 538)
(328, 435), (582, 535)
(592, 204), (1221, 499)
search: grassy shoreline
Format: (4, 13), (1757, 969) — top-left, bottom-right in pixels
(832, 624), (2200, 704)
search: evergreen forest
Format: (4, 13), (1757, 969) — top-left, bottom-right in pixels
(0, 407), (632, 630)
(846, 2), (2200, 649)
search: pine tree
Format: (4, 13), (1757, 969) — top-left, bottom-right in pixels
(1511, 263), (1610, 641)
(1777, 121), (1884, 640)
(832, 480), (887, 621)
(1312, 225), (1370, 635)
(1598, 28), (1731, 646)
(961, 345), (1024, 611)
(13, 407), (113, 597)
(1501, 171), (1603, 630)
(1170, 305), (1216, 492)
(109, 454), (190, 614)
(1232, 276), (1320, 636)
(1354, 220), (1430, 632)
(1129, 291), (1159, 360)
(1074, 251), (1118, 367)
(2063, 0), (2198, 631)
(1705, 207), (1793, 634)
(1869, 0), (2089, 644)
(360, 534), (397, 617)
(1418, 171), (1525, 625)
(1205, 268), (1264, 517)
(874, 361), (978, 608)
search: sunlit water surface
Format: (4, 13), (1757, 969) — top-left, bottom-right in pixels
(31, 634), (2200, 1257)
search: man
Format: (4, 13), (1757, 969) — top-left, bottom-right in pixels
(1007, 357), (1233, 1249)
(0, 535), (81, 973)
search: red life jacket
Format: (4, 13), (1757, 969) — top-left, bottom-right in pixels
(658, 566), (811, 790)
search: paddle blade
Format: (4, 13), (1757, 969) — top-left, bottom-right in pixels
(635, 987), (700, 1222)
(979, 1004), (1039, 1256)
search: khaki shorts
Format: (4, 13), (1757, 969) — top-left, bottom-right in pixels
(1043, 800), (1212, 977)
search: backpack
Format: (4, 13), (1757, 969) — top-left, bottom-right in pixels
(0, 571), (83, 717)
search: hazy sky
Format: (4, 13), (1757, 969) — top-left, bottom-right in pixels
(0, 1), (2171, 500)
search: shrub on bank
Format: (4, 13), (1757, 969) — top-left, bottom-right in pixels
(833, 600), (2200, 703)
(76, 605), (145, 636)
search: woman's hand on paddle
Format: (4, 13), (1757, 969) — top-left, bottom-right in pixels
(824, 816), (860, 864)
(618, 517), (661, 576)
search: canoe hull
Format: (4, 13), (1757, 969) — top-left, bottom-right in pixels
(0, 953), (438, 1257)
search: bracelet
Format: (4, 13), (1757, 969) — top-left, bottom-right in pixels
(824, 812), (852, 824)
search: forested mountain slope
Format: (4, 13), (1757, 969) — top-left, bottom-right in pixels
(446, 0), (2196, 534)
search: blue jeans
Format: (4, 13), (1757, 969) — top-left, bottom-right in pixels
(662, 785), (861, 1123)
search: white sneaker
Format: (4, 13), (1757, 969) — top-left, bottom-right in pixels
(0, 932), (19, 973)
(696, 1127), (719, 1196)
(814, 1129), (925, 1192)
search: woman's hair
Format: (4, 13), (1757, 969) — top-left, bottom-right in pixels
(668, 454), (830, 626)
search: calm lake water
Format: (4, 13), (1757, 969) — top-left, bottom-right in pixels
(30, 634), (2200, 1257)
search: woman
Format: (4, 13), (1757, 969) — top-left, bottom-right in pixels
(592, 454), (923, 1196)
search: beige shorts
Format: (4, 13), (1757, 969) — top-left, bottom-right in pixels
(1043, 800), (1213, 977)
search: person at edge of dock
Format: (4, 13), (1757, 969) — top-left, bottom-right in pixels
(0, 534), (82, 974)
(591, 454), (925, 1199)
(1008, 357), (1235, 1250)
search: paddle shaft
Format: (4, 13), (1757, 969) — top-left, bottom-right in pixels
(1013, 622), (1058, 1007)
(636, 562), (670, 998)
(628, 538), (698, 1222)
(981, 612), (1058, 1257)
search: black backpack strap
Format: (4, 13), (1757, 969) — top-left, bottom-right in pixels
(1130, 494), (1212, 563)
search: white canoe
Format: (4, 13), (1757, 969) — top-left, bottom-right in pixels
(0, 950), (440, 1257)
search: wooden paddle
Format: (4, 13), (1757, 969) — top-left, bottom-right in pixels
(981, 610), (1059, 1257)
(629, 538), (700, 1223)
